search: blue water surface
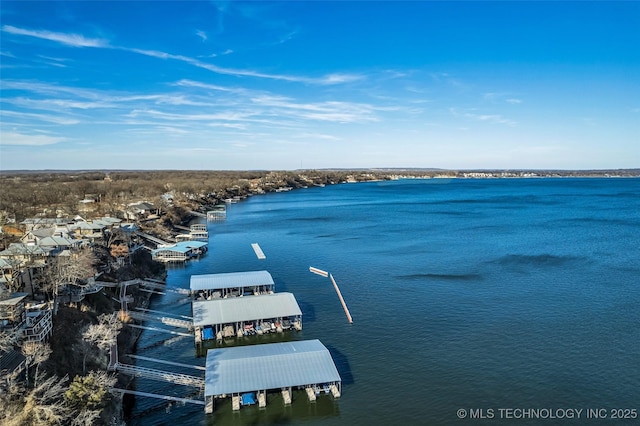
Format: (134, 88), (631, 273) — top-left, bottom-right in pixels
(130, 178), (640, 426)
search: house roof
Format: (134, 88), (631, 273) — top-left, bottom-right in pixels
(0, 350), (26, 372)
(192, 292), (301, 327)
(100, 217), (122, 224)
(70, 222), (104, 231)
(190, 270), (275, 292)
(0, 243), (51, 257)
(204, 339), (341, 396)
(119, 223), (139, 233)
(128, 202), (155, 211)
(0, 292), (28, 305)
(0, 258), (20, 269)
(37, 236), (77, 247)
(29, 228), (56, 238)
(21, 218), (71, 225)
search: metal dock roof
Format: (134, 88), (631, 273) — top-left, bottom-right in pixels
(190, 270), (274, 291)
(192, 292), (301, 327)
(151, 241), (208, 255)
(204, 339), (341, 396)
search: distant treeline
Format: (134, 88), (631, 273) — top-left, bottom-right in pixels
(0, 170), (370, 221)
(1, 168), (637, 222)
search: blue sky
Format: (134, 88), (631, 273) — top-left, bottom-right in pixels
(1, 1), (638, 170)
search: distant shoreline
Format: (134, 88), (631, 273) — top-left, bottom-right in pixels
(1, 168), (639, 177)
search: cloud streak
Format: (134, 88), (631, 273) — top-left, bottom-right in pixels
(2, 25), (108, 48)
(1, 131), (67, 146)
(450, 108), (517, 126)
(3, 25), (364, 85)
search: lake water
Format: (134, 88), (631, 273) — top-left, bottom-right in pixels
(130, 178), (640, 425)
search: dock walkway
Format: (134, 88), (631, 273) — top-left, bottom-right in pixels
(127, 310), (193, 330)
(113, 362), (204, 388)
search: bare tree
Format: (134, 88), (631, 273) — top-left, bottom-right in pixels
(1, 374), (71, 426)
(0, 331), (16, 352)
(22, 341), (52, 387)
(70, 409), (101, 426)
(80, 313), (122, 373)
(40, 248), (97, 299)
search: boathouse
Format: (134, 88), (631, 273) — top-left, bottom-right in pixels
(192, 292), (301, 342)
(203, 339), (341, 413)
(207, 205), (226, 221)
(151, 241), (208, 262)
(190, 270), (275, 300)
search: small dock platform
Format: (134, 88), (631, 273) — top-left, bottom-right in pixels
(251, 243), (266, 259)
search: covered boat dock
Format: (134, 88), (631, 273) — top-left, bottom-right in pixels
(193, 292), (302, 344)
(151, 241), (208, 262)
(204, 339), (341, 413)
(190, 270), (275, 300)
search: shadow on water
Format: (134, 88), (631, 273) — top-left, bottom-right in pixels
(489, 253), (587, 272)
(395, 272), (483, 282)
(325, 344), (354, 386)
(297, 300), (316, 324)
(205, 391), (340, 426)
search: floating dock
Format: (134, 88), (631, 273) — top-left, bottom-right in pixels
(251, 243), (266, 259)
(203, 340), (341, 413)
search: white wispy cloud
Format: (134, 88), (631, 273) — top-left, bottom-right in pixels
(1, 131), (67, 146)
(1, 109), (80, 125)
(292, 132), (341, 141)
(2, 25), (108, 48)
(450, 108), (516, 126)
(6, 97), (113, 110)
(126, 108), (258, 123)
(195, 30), (207, 42)
(4, 25), (364, 85)
(484, 92), (523, 104)
(250, 95), (378, 122)
(2, 80), (104, 99)
(174, 79), (249, 94)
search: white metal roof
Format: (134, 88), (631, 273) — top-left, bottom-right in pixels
(192, 292), (301, 327)
(204, 339), (341, 396)
(190, 270), (274, 291)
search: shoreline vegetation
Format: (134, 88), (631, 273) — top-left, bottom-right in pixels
(0, 168), (638, 425)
